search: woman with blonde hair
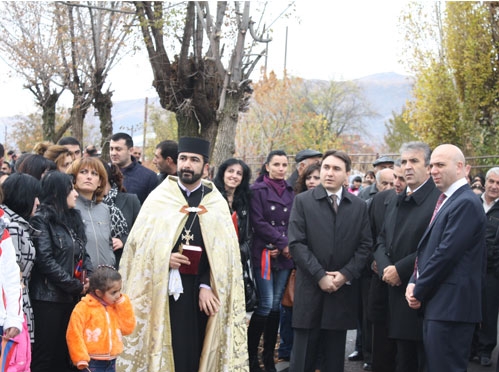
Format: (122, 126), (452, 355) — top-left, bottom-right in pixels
(33, 141), (73, 173)
(67, 157), (116, 267)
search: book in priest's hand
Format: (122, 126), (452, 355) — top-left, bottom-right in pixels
(179, 245), (202, 275)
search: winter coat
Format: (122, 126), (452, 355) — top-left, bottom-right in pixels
(0, 209), (23, 333)
(66, 293), (135, 369)
(288, 185), (372, 330)
(250, 175), (294, 271)
(76, 196), (115, 268)
(29, 206), (92, 303)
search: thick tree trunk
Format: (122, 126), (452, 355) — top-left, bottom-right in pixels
(211, 92), (241, 167)
(95, 90), (113, 162)
(41, 92), (61, 142)
(67, 94), (89, 144)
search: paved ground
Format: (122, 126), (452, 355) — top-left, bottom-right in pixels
(275, 330), (498, 372)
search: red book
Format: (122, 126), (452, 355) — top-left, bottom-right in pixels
(179, 245), (203, 275)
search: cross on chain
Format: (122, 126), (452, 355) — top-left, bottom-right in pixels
(182, 229), (194, 245)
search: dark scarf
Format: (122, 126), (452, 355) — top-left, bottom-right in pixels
(103, 185), (128, 239)
(263, 175), (287, 197)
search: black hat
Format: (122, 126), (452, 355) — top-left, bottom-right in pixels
(178, 137), (210, 159)
(373, 156), (394, 167)
(295, 149), (322, 163)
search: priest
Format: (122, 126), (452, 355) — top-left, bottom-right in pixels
(117, 137), (248, 371)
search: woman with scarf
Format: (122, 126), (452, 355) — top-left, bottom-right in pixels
(248, 150), (294, 372)
(100, 160), (141, 268)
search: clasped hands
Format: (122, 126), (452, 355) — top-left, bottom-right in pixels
(382, 265), (402, 287)
(319, 271), (347, 294)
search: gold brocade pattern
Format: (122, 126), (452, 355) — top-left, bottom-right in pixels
(116, 176), (249, 372)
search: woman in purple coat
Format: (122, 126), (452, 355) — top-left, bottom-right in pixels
(248, 150), (294, 372)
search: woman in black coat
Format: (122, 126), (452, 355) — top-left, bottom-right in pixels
(29, 171), (92, 372)
(213, 158), (256, 312)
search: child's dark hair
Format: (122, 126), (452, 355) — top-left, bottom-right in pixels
(89, 265), (122, 293)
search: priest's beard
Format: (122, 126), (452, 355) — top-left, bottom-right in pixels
(178, 168), (203, 185)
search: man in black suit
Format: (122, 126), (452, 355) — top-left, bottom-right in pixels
(374, 142), (440, 372)
(406, 144), (486, 372)
(368, 160), (406, 372)
(288, 150), (372, 372)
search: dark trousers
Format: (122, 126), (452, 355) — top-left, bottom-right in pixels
(423, 319), (474, 372)
(477, 272), (499, 357)
(360, 275), (373, 363)
(372, 323), (396, 372)
(290, 328), (347, 372)
(88, 359), (116, 372)
(395, 339), (426, 372)
(278, 304), (294, 359)
(31, 300), (76, 372)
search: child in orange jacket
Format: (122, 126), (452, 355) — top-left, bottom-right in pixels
(66, 265), (135, 371)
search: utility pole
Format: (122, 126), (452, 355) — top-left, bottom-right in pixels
(142, 97), (148, 161)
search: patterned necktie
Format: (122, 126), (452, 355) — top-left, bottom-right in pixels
(414, 193), (448, 279)
(330, 194), (338, 214)
(430, 193), (447, 224)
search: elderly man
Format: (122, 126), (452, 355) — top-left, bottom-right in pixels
(117, 137), (247, 371)
(406, 144), (486, 372)
(288, 150), (372, 372)
(359, 156), (395, 201)
(287, 149), (322, 187)
(474, 167), (499, 367)
(374, 142), (440, 372)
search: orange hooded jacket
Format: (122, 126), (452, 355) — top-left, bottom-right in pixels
(66, 293), (135, 370)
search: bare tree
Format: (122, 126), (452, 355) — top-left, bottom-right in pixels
(134, 1), (279, 165)
(304, 80), (378, 140)
(0, 2), (65, 142)
(55, 2), (135, 147)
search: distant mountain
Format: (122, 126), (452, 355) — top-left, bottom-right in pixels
(0, 73), (413, 148)
(354, 72), (414, 145)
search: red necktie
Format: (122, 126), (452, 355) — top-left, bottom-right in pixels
(430, 193), (447, 224)
(414, 193), (447, 279)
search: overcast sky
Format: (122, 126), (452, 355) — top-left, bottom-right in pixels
(0, 1), (410, 117)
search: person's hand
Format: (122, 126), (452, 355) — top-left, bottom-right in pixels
(170, 252), (190, 270)
(330, 271), (347, 290)
(405, 283), (421, 309)
(382, 265), (402, 286)
(282, 246), (292, 259)
(199, 287), (221, 316)
(371, 260), (378, 275)
(268, 247), (279, 258)
(81, 277), (90, 294)
(3, 327), (20, 339)
(112, 238), (123, 251)
(318, 272), (337, 293)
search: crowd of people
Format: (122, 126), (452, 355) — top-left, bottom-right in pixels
(0, 137), (496, 372)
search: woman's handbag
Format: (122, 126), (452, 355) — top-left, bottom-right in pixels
(240, 240), (258, 312)
(281, 269), (296, 307)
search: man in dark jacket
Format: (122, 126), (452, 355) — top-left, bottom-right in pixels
(109, 132), (158, 204)
(475, 167), (499, 367)
(373, 142), (440, 372)
(153, 140), (178, 183)
(288, 150), (372, 372)
(286, 149), (322, 188)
